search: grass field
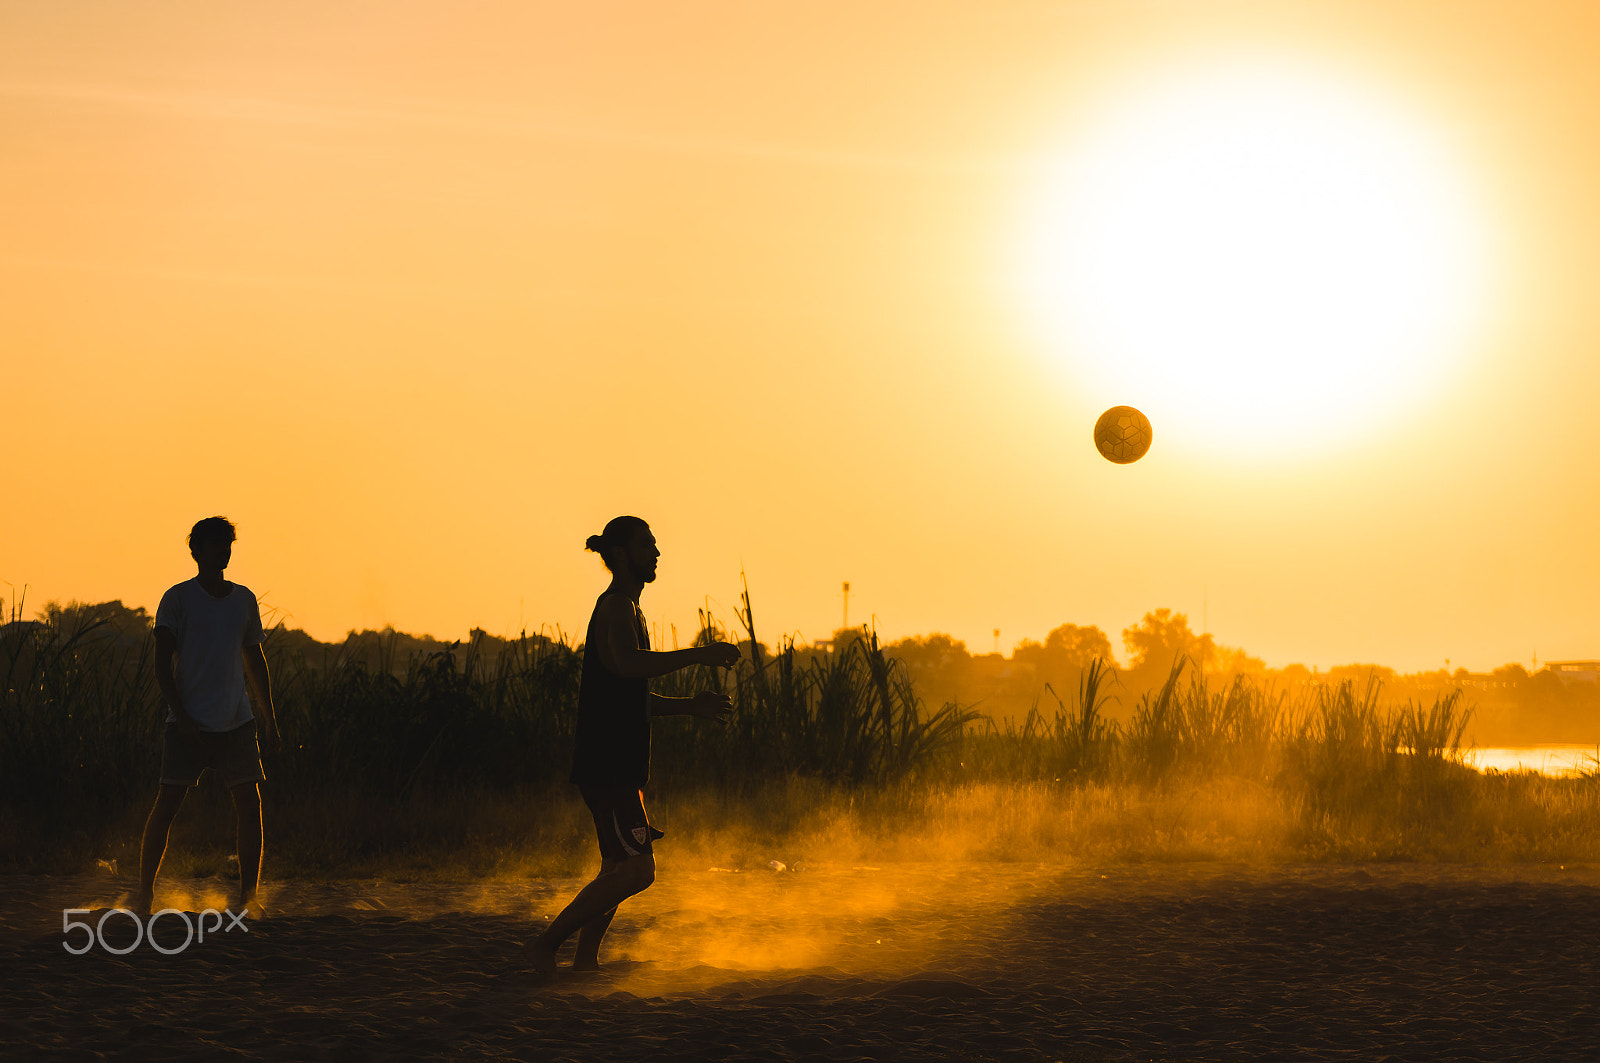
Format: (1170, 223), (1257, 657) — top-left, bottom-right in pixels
(3, 595), (1597, 878)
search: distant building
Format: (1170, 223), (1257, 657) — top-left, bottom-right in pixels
(1541, 660), (1600, 685)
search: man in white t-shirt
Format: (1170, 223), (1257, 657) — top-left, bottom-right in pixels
(131, 516), (281, 919)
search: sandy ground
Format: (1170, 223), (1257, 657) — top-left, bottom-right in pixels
(1, 861), (1595, 1061)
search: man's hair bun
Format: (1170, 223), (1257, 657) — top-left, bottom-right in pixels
(586, 516), (650, 572)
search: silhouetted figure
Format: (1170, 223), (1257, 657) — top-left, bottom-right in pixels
(131, 517), (280, 919)
(525, 516), (739, 974)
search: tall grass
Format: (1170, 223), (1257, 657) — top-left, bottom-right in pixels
(649, 581), (983, 787)
(1281, 680), (1479, 856)
(268, 629), (582, 797)
(2, 597), (1596, 873)
(1, 598), (161, 844)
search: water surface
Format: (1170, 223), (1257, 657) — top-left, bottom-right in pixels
(1466, 745), (1597, 777)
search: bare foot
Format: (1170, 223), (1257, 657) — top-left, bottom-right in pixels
(235, 897), (268, 921)
(522, 939), (559, 977)
(127, 891), (153, 917)
(571, 957), (601, 972)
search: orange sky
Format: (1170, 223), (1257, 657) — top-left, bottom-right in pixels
(5, 1), (1599, 672)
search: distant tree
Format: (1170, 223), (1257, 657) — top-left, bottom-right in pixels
(1325, 663), (1398, 686)
(1038, 623), (1113, 665)
(1492, 663), (1529, 686)
(39, 599), (154, 649)
(1279, 663), (1313, 686)
(882, 633), (984, 714)
(1530, 668), (1565, 694)
(1122, 609), (1214, 674)
(832, 627), (877, 656)
(1211, 644), (1266, 676)
(262, 624), (324, 666)
(1012, 623), (1115, 698)
(884, 632), (969, 669)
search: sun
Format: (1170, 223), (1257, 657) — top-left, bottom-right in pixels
(1015, 58), (1492, 457)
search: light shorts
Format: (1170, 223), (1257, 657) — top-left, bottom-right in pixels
(159, 719), (266, 789)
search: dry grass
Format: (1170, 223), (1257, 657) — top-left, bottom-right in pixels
(5, 601), (1598, 878)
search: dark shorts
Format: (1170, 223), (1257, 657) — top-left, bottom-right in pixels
(580, 785), (664, 863)
(159, 719), (265, 788)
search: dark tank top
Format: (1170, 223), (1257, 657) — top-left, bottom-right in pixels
(569, 590), (651, 788)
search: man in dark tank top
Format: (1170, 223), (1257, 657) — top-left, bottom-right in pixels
(525, 516), (740, 975)
(568, 586), (653, 792)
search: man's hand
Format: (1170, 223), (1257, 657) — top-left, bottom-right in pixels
(687, 690), (734, 723)
(172, 708), (202, 735)
(696, 641), (742, 669)
(259, 719), (282, 755)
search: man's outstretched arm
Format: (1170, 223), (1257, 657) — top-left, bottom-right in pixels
(601, 598), (741, 679)
(648, 690), (733, 722)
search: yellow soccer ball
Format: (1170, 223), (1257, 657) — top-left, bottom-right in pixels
(1093, 406), (1153, 464)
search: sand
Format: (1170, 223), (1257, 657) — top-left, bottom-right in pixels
(1, 861), (1595, 1061)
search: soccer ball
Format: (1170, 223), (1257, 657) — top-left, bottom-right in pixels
(1093, 406), (1153, 464)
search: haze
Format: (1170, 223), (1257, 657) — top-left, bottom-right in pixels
(6, 1), (1599, 673)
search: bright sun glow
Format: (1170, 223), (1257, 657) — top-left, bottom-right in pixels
(1017, 59), (1492, 457)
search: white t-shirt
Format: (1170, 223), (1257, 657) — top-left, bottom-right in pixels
(154, 578), (267, 732)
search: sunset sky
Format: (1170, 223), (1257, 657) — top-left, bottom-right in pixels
(5, 1), (1599, 672)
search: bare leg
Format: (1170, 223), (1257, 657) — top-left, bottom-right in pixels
(526, 854), (653, 975)
(573, 905), (618, 971)
(230, 782), (263, 915)
(134, 785), (189, 914)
